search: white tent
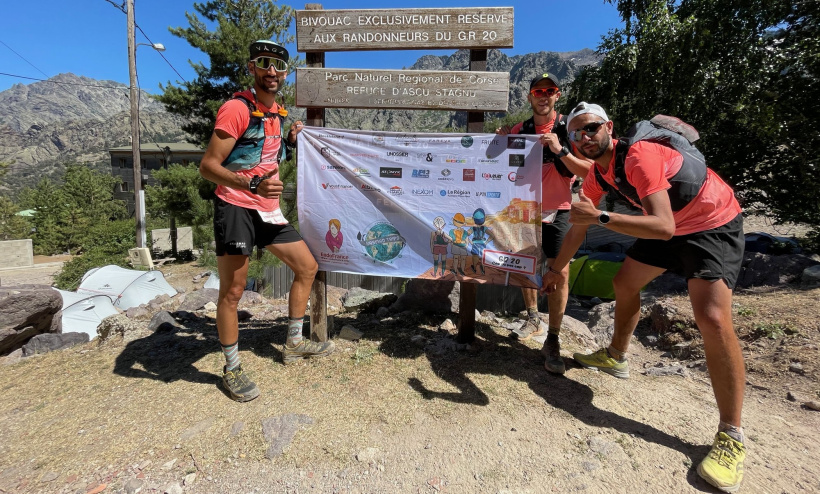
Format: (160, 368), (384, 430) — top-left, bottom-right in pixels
(77, 265), (177, 310)
(53, 289), (120, 339)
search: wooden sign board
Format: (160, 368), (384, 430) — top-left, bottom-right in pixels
(296, 67), (509, 111)
(296, 7), (514, 52)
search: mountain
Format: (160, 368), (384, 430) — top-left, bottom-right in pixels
(0, 49), (600, 193)
(0, 73), (188, 193)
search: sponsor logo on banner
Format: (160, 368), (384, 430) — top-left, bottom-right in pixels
(483, 172), (503, 180)
(479, 158), (500, 164)
(357, 222), (407, 263)
(443, 189), (471, 198)
(507, 136), (526, 149)
(475, 191), (502, 198)
(372, 135), (385, 146)
(509, 154), (526, 167)
(461, 136), (474, 148)
(321, 147), (342, 157)
(389, 186), (404, 196)
(321, 164), (344, 171)
(444, 155), (468, 164)
(380, 167), (403, 178)
(412, 188), (434, 196)
(386, 151), (409, 157)
(317, 133), (345, 139)
(508, 172), (524, 182)
(412, 169), (430, 178)
(321, 183), (354, 190)
(394, 134), (419, 146)
(352, 167), (371, 176)
(438, 169), (454, 181)
(351, 153), (378, 160)
(360, 184), (381, 192)
(425, 153), (434, 162)
(463, 169), (476, 181)
(480, 138), (500, 146)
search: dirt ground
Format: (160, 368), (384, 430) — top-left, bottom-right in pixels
(0, 220), (818, 494)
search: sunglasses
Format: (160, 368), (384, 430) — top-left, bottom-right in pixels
(530, 87), (559, 98)
(569, 121), (607, 142)
(251, 56), (288, 72)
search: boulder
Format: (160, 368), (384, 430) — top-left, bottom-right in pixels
(586, 301), (616, 348)
(97, 313), (151, 344)
(326, 285), (348, 311)
(177, 288), (219, 311)
(342, 287), (398, 313)
(0, 285), (62, 354)
(801, 265), (820, 288)
(737, 252), (820, 288)
(390, 279), (460, 314)
(238, 290), (265, 306)
(21, 332), (89, 357)
(148, 311), (181, 332)
(556, 315), (598, 351)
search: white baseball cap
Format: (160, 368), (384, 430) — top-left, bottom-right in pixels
(567, 102), (609, 129)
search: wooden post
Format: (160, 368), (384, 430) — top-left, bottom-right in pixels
(456, 49), (488, 344)
(306, 3), (329, 342)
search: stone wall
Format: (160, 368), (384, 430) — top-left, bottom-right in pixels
(0, 239), (33, 269)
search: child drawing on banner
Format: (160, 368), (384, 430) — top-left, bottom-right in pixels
(430, 216), (451, 277)
(467, 208), (491, 275)
(448, 212), (469, 276)
(325, 218), (343, 253)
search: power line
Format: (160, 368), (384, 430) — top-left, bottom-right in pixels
(0, 40), (49, 79)
(0, 72), (129, 91)
(103, 0), (188, 83)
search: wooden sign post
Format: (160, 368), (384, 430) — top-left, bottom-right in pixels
(299, 5), (513, 344)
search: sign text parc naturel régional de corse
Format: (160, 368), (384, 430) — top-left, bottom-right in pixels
(296, 68), (509, 111)
(296, 7), (514, 52)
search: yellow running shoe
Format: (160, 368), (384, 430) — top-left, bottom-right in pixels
(698, 432), (745, 493)
(572, 348), (630, 379)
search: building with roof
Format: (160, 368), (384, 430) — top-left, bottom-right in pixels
(108, 142), (204, 214)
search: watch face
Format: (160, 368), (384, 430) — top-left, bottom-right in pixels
(599, 212), (610, 224)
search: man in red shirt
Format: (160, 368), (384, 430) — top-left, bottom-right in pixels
(200, 40), (333, 403)
(544, 102), (747, 492)
(497, 73), (591, 374)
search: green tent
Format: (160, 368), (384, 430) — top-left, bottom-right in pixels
(567, 252), (625, 300)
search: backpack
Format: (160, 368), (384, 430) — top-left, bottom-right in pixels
(220, 92), (293, 171)
(520, 113), (573, 178)
(593, 115), (707, 212)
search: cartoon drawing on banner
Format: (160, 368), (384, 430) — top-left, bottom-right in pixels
(448, 213), (469, 276)
(467, 208), (492, 275)
(430, 216), (452, 277)
(325, 218), (343, 253)
(356, 221), (407, 264)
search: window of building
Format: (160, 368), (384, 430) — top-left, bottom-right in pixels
(119, 158), (126, 168)
(121, 181), (129, 192)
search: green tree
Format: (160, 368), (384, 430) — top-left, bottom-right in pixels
(157, 0), (297, 145)
(146, 163), (214, 251)
(563, 0), (819, 234)
(0, 197), (30, 240)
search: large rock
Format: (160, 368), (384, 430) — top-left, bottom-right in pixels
(177, 288), (219, 311)
(737, 252), (820, 288)
(21, 332), (89, 357)
(0, 285), (62, 354)
(341, 287), (398, 313)
(586, 301), (616, 348)
(390, 279), (460, 314)
(801, 265), (820, 288)
(557, 315), (598, 351)
(97, 313), (151, 344)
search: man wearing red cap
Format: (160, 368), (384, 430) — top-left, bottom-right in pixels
(200, 40), (333, 402)
(496, 73), (591, 375)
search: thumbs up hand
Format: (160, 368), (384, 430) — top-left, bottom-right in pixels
(569, 189), (601, 225)
(257, 166), (284, 199)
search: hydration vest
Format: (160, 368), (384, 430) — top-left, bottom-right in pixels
(520, 113), (573, 178)
(221, 93), (292, 171)
(593, 115), (707, 212)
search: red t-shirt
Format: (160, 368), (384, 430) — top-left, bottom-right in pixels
(511, 118), (574, 213)
(214, 90), (286, 219)
(582, 140), (741, 235)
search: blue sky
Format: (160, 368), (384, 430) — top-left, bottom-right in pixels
(0, 0), (622, 95)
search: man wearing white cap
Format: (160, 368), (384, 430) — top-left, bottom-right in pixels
(544, 102), (747, 492)
(496, 73), (591, 375)
(200, 40), (333, 403)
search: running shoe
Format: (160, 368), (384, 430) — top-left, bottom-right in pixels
(573, 348), (630, 379)
(697, 432), (745, 493)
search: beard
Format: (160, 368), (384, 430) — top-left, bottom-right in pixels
(254, 72), (282, 95)
(578, 134), (611, 160)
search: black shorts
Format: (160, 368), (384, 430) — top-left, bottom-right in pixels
(213, 196), (303, 256)
(542, 210), (571, 259)
(626, 214), (744, 289)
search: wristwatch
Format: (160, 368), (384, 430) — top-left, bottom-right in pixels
(598, 211), (611, 225)
(554, 145), (570, 158)
(249, 175), (266, 194)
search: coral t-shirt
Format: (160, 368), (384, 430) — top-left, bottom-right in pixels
(214, 90), (287, 221)
(582, 140), (741, 235)
(511, 118), (574, 215)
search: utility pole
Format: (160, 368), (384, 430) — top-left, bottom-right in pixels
(127, 0), (146, 248)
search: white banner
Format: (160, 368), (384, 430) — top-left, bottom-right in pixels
(297, 127), (543, 289)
